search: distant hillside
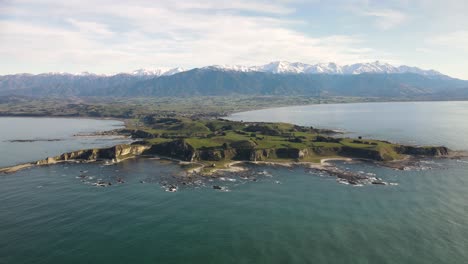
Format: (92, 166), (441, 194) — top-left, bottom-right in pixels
(1, 69), (467, 99)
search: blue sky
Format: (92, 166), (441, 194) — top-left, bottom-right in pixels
(0, 0), (467, 79)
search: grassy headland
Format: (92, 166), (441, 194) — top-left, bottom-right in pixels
(124, 117), (449, 173)
(5, 117), (444, 176)
(0, 96), (451, 177)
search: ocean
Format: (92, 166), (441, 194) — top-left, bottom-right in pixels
(1, 102), (467, 264)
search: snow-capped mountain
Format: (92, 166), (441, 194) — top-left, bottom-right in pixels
(205, 61), (341, 74)
(37, 68), (186, 77)
(340, 61), (444, 76)
(40, 71), (105, 77)
(206, 61), (445, 77)
(255, 61), (345, 74)
(2, 62), (466, 98)
(11, 61), (446, 78)
(131, 67), (185, 77)
(161, 67), (186, 76)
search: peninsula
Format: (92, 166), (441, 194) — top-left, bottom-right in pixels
(1, 117), (451, 185)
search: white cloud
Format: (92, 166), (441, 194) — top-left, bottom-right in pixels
(360, 9), (407, 30)
(67, 19), (114, 37)
(430, 31), (468, 52)
(174, 0), (295, 15)
(415, 48), (432, 53)
(0, 0), (386, 74)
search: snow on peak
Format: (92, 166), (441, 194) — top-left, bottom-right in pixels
(32, 61), (445, 78)
(204, 61), (444, 77)
(40, 71), (109, 77)
(162, 67), (186, 76)
(342, 61), (397, 74)
(204, 64), (258, 72)
(130, 67), (186, 77)
(260, 61), (309, 74)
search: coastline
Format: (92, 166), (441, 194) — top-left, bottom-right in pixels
(1, 145), (464, 187)
(1, 102), (463, 184)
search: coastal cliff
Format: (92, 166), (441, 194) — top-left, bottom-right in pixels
(0, 140), (451, 175)
(0, 117), (453, 175)
(36, 144), (150, 166)
(395, 146), (450, 156)
(145, 139), (450, 163)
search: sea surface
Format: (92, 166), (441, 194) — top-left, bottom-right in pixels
(230, 101), (468, 150)
(1, 102), (468, 264)
(0, 117), (129, 167)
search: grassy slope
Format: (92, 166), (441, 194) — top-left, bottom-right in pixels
(137, 117), (405, 166)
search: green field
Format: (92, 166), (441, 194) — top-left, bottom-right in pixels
(128, 116), (423, 171)
(0, 96), (447, 172)
(0, 95), (396, 119)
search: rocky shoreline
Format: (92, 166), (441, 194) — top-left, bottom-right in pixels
(0, 144), (149, 174)
(1, 141), (461, 188)
(0, 119), (462, 188)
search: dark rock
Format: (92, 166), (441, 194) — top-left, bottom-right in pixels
(371, 181), (387, 185)
(168, 185), (178, 192)
(146, 139), (196, 161)
(339, 146), (385, 161)
(396, 146), (449, 156)
(130, 130), (156, 139)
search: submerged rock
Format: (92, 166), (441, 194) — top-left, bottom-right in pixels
(166, 185), (178, 192)
(371, 181), (387, 185)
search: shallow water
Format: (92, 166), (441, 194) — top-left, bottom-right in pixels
(1, 103), (468, 264)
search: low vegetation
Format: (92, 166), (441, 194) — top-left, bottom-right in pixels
(0, 95), (394, 119)
(0, 96), (450, 175)
(120, 117), (449, 173)
(0, 115), (450, 175)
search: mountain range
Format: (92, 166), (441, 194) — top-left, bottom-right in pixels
(204, 61), (446, 77)
(10, 61), (446, 77)
(0, 61), (467, 99)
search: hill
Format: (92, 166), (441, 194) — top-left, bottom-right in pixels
(1, 69), (467, 99)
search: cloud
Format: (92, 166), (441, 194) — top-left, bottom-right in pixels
(67, 19), (114, 37)
(0, 0), (386, 74)
(415, 48), (432, 53)
(175, 0), (295, 15)
(360, 9), (407, 30)
(429, 31), (468, 52)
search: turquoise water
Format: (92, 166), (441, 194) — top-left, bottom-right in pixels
(1, 102), (468, 264)
(0, 117), (129, 167)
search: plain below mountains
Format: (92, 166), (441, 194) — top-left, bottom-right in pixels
(1, 61), (467, 99)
